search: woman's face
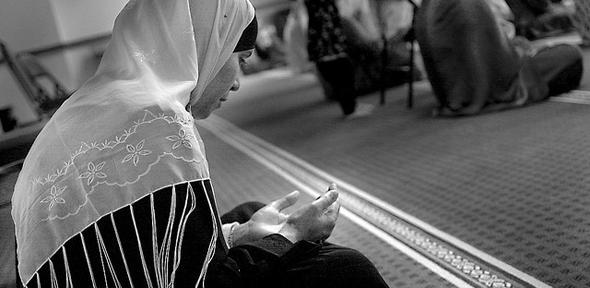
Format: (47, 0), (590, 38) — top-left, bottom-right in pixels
(190, 49), (253, 119)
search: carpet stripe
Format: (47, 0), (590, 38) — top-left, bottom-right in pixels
(550, 90), (590, 105)
(199, 116), (476, 288)
(200, 115), (550, 288)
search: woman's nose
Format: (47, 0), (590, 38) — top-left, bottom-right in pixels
(230, 79), (240, 91)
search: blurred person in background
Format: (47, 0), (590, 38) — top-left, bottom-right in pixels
(338, 0), (418, 94)
(415, 0), (583, 116)
(504, 0), (576, 39)
(486, 0), (518, 38)
(303, 0), (375, 119)
(284, 0), (314, 74)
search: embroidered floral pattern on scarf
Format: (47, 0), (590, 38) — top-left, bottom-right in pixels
(11, 0), (255, 286)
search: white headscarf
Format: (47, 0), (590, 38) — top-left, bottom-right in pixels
(12, 0), (255, 283)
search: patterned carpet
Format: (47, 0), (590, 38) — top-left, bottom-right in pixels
(1, 47), (590, 288)
(201, 127), (456, 288)
(212, 67), (590, 287)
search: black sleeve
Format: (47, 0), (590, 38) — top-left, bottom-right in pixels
(523, 0), (550, 14)
(205, 234), (320, 288)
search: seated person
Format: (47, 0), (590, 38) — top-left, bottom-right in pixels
(504, 0), (576, 39)
(304, 0), (375, 118)
(11, 0), (390, 287)
(337, 0), (418, 94)
(415, 0), (583, 116)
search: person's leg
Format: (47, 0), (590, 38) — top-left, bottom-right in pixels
(316, 57), (357, 115)
(221, 203), (388, 287)
(530, 44), (583, 96)
(280, 242), (389, 288)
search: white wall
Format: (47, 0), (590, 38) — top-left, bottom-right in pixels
(0, 0), (65, 126)
(0, 0), (289, 132)
(51, 0), (125, 41)
(0, 0), (126, 131)
(49, 0), (126, 86)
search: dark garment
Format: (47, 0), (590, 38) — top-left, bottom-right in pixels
(303, 0), (348, 62)
(511, 0), (551, 15)
(504, 0), (575, 39)
(25, 181), (233, 287)
(415, 0), (582, 116)
(25, 180), (388, 288)
(530, 44), (584, 96)
(316, 57), (357, 115)
(211, 202), (390, 288)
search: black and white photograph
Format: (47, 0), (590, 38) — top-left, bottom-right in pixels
(1, 0), (590, 287)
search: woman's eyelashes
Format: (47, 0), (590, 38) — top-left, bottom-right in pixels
(239, 57), (248, 69)
(238, 50), (252, 69)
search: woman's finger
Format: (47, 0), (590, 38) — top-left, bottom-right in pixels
(324, 201), (340, 222)
(270, 190), (300, 211)
(316, 183), (337, 200)
(312, 190), (338, 211)
(327, 183), (337, 192)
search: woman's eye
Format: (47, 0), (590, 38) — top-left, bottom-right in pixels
(239, 58), (248, 68)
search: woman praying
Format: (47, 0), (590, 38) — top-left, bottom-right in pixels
(11, 0), (389, 287)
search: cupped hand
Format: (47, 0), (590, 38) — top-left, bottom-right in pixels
(232, 190), (300, 246)
(278, 185), (341, 243)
